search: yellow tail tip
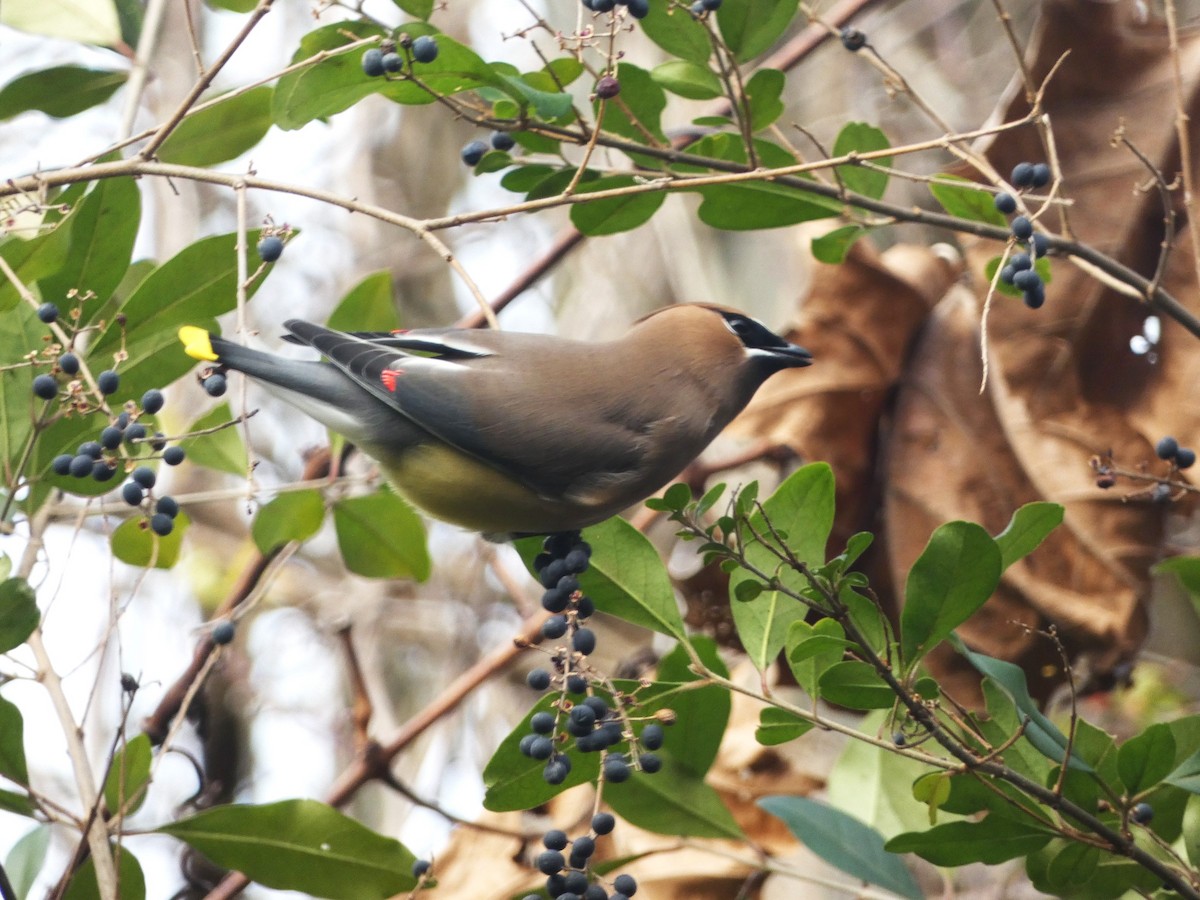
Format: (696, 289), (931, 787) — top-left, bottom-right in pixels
(179, 326), (219, 362)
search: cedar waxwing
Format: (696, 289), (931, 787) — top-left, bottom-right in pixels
(178, 305), (812, 539)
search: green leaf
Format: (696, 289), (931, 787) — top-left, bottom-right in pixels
(570, 176), (666, 236)
(5, 825), (51, 898)
(183, 403), (248, 478)
(63, 845), (144, 900)
(817, 660), (895, 709)
(1155, 555), (1200, 601)
(390, 0), (432, 20)
(744, 68), (785, 131)
(717, 0), (799, 61)
(273, 22), (387, 129)
(0, 213), (73, 312)
(103, 733), (152, 817)
(1, 0), (121, 48)
(495, 73), (573, 120)
(728, 463), (835, 670)
(929, 175), (1007, 226)
(811, 224), (865, 263)
(833, 122), (891, 200)
(40, 177), (140, 331)
(558, 517), (685, 639)
(1118, 723), (1176, 796)
(594, 63), (667, 146)
(252, 490), (326, 554)
(110, 512), (189, 569)
(0, 66), (126, 120)
(0, 577), (39, 653)
(899, 520), (1001, 665)
(607, 759), (743, 839)
(756, 707), (814, 745)
(158, 799), (417, 900)
(760, 796), (922, 900)
(0, 694), (28, 784)
(206, 0), (258, 10)
(333, 491), (429, 581)
(886, 816), (1052, 865)
(911, 772), (952, 824)
(1039, 839), (1102, 895)
(89, 230), (269, 405)
(1167, 749), (1200, 794)
(326, 272), (397, 334)
(0, 789), (34, 817)
(500, 164), (559, 194)
(954, 637), (1091, 773)
(654, 637), (730, 777)
(994, 501), (1063, 570)
(639, 0), (712, 64)
(157, 87), (274, 167)
(650, 60), (722, 99)
(785, 617), (847, 697)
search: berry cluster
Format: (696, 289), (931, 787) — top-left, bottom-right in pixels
(461, 131), (518, 167)
(522, 819), (639, 900)
(43, 381), (187, 535)
(1156, 435), (1196, 470)
(994, 162), (1052, 309)
(361, 35), (439, 79)
(580, 0), (649, 17)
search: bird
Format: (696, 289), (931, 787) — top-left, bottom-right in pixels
(178, 304), (812, 539)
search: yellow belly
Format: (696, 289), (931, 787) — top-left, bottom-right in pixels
(372, 441), (587, 535)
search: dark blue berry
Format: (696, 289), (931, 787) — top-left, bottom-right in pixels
(573, 628), (596, 655)
(572, 836), (595, 859)
(163, 446), (186, 466)
(115, 412), (130, 429)
(212, 620), (236, 645)
(100, 426), (123, 449)
(411, 859), (431, 878)
(51, 454), (73, 475)
(97, 370), (119, 395)
(603, 755), (631, 783)
(1010, 216), (1033, 240)
(701, 0), (722, 8)
(461, 140), (488, 166)
(78, 441), (102, 459)
(1157, 436), (1179, 460)
(566, 674), (587, 694)
(491, 131), (516, 151)
(543, 829), (569, 850)
(557, 575), (580, 595)
(583, 696), (609, 717)
(575, 596), (595, 619)
(536, 850), (565, 875)
(533, 552), (554, 572)
(540, 559), (568, 588)
(69, 455), (94, 478)
(131, 466), (156, 489)
(1032, 233), (1050, 258)
(893, 732), (907, 746)
(37, 303), (59, 323)
(591, 812), (615, 834)
(625, 0), (649, 16)
(583, 886), (606, 900)
(1031, 162), (1051, 187)
(1177, 448), (1197, 469)
(545, 875), (567, 897)
(529, 736), (554, 760)
(542, 588), (570, 613)
(59, 353), (79, 375)
(613, 873), (638, 896)
(840, 27), (866, 51)
(994, 192), (1016, 214)
(124, 423), (147, 444)
(32, 374), (58, 400)
(519, 734), (539, 757)
(150, 513), (174, 536)
(1000, 265), (1016, 285)
(1012, 270), (1041, 292)
(411, 35), (439, 63)
(121, 482), (144, 505)
(542, 615), (568, 639)
(569, 704), (596, 732)
(641, 723), (664, 750)
(544, 755), (571, 784)
(257, 236), (284, 263)
(563, 548), (590, 573)
(563, 871), (588, 893)
(531, 711), (556, 734)
(1011, 162), (1035, 188)
(595, 76), (620, 99)
(1009, 253), (1032, 271)
(203, 373), (227, 397)
(527, 668), (552, 691)
(156, 496), (180, 518)
(141, 389), (164, 414)
(382, 52), (403, 73)
(92, 461), (116, 482)
(1023, 286), (1046, 310)
(361, 48), (386, 77)
(1131, 802), (1154, 824)
(639, 752), (661, 773)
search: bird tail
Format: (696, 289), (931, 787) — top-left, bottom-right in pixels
(177, 326), (347, 406)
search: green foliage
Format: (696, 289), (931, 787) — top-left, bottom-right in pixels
(252, 490), (326, 554)
(158, 799), (418, 899)
(0, 577), (38, 653)
(103, 734), (152, 817)
(181, 403), (248, 477)
(157, 87), (274, 166)
(332, 490), (430, 580)
(110, 512), (190, 569)
(0, 66), (126, 119)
